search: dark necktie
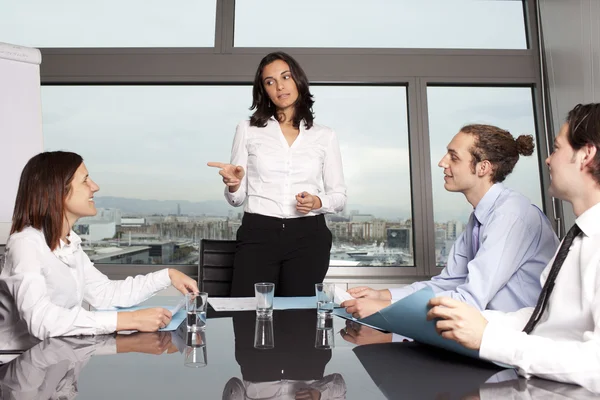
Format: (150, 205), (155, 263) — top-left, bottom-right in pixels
(472, 215), (481, 255)
(522, 223), (582, 334)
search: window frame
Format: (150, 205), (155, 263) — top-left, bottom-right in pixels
(34, 0), (555, 280)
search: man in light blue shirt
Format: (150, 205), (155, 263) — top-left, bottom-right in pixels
(343, 124), (559, 318)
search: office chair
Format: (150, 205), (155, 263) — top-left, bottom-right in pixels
(198, 239), (237, 297)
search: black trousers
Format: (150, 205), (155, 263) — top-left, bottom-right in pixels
(230, 212), (332, 297)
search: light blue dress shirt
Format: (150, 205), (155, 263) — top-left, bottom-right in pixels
(389, 183), (559, 312)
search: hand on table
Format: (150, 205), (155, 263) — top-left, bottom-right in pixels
(347, 286), (391, 301)
(341, 298), (391, 319)
(117, 307), (172, 332)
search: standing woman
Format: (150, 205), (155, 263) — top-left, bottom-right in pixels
(208, 51), (347, 297)
(0, 151), (199, 339)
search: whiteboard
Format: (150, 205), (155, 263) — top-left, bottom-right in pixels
(0, 42), (43, 244)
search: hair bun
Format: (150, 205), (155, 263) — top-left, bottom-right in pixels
(515, 134), (535, 156)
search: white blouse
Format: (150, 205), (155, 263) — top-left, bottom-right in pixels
(0, 227), (172, 339)
(225, 119), (347, 218)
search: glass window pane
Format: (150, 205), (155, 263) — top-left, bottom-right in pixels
(427, 86), (543, 267)
(235, 0), (527, 49)
(311, 86), (413, 267)
(42, 85), (413, 267)
(0, 0), (216, 48)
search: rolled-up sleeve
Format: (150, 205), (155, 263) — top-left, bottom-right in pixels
(316, 130), (347, 213)
(225, 122), (248, 207)
(82, 260), (171, 310)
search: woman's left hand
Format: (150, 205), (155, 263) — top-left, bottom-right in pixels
(168, 269), (199, 295)
(296, 191), (322, 214)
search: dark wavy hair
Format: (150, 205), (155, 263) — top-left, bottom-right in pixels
(565, 103), (600, 185)
(461, 124), (535, 183)
(11, 151), (83, 250)
(250, 51), (315, 130)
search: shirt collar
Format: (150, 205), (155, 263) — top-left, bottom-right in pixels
(268, 116), (306, 129)
(575, 201), (600, 237)
(52, 230), (82, 261)
(473, 183), (506, 225)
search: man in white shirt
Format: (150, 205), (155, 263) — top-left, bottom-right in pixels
(427, 103), (600, 393)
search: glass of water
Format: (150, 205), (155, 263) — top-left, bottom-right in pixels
(315, 283), (335, 316)
(255, 283), (275, 318)
(185, 292), (208, 331)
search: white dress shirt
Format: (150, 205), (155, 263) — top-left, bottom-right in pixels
(225, 119), (347, 218)
(479, 201), (600, 392)
(0, 227), (172, 339)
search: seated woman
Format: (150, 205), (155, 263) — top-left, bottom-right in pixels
(0, 151), (198, 339)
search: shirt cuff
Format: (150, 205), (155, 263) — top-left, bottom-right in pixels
(479, 321), (523, 367)
(224, 186), (245, 206)
(388, 287), (408, 301)
(94, 311), (118, 335)
(154, 268), (172, 290)
(317, 195), (330, 212)
(391, 333), (413, 342)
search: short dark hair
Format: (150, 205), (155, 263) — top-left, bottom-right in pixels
(565, 103), (600, 185)
(250, 51), (315, 130)
(11, 151), (83, 250)
(461, 124), (534, 183)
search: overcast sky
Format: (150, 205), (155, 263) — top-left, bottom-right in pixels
(0, 0), (526, 49)
(2, 0), (537, 224)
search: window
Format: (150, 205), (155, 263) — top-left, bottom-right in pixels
(5, 0), (549, 279)
(42, 85), (413, 267)
(312, 86), (413, 267)
(0, 0), (217, 48)
(234, 0), (527, 49)
(427, 86), (544, 267)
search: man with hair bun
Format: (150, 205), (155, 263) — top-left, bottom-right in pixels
(343, 124), (559, 321)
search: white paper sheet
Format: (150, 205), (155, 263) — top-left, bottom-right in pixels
(208, 297), (257, 311)
(334, 286), (354, 304)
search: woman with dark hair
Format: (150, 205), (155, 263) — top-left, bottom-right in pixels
(0, 151), (198, 339)
(208, 51), (347, 297)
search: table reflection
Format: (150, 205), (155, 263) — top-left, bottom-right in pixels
(348, 323), (600, 400)
(223, 309), (346, 400)
(0, 331), (182, 400)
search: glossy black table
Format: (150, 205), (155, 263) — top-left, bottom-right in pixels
(1, 308), (597, 399)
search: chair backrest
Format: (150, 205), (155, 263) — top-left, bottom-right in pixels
(199, 239), (237, 297)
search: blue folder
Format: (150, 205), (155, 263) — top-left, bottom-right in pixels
(333, 287), (480, 359)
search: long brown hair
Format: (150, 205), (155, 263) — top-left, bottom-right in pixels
(11, 151), (83, 250)
(461, 124), (534, 183)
